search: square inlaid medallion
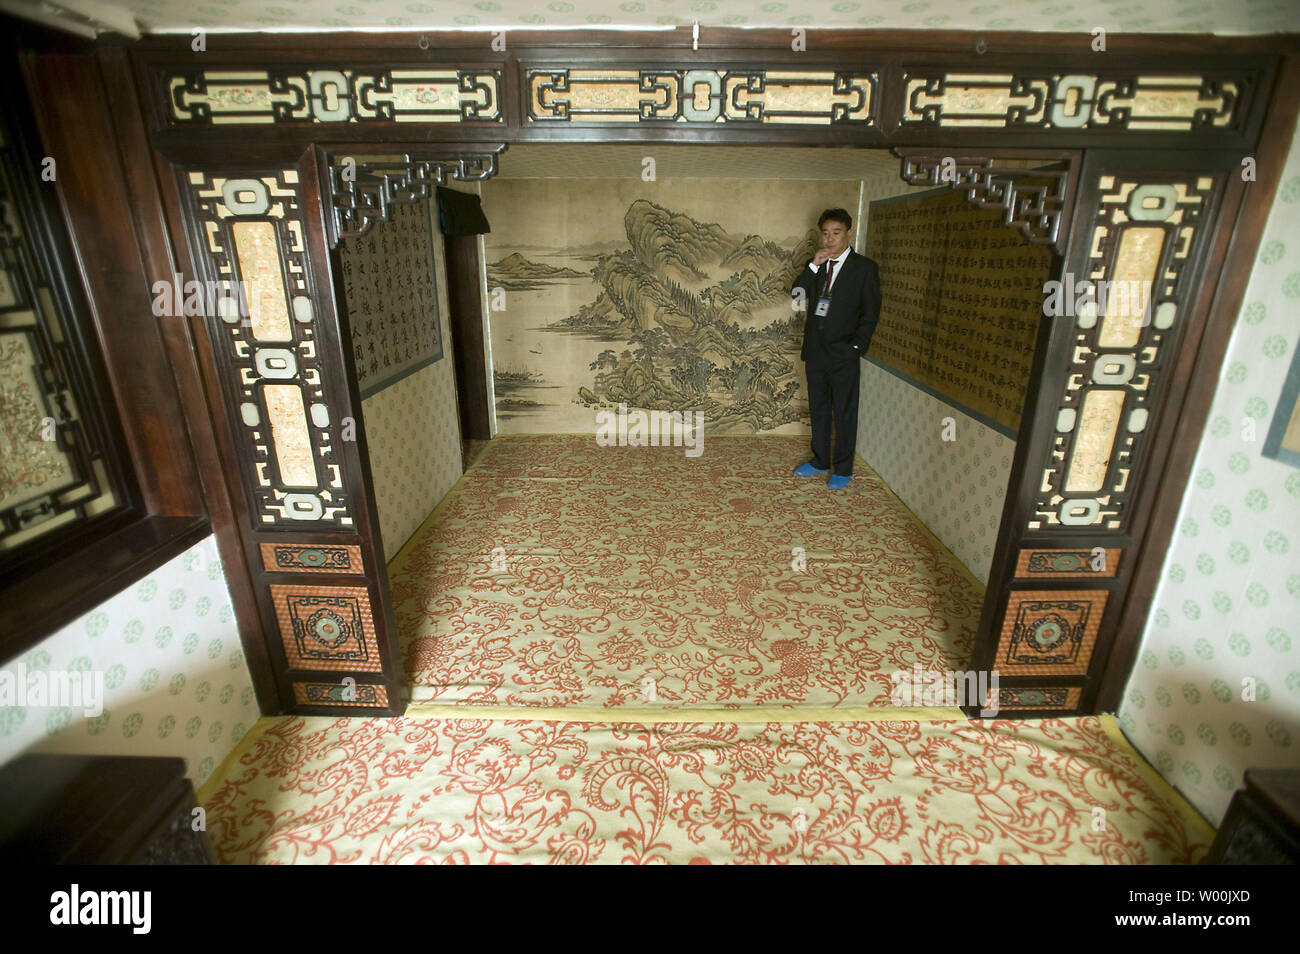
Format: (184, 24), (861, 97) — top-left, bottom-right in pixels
(270, 584), (382, 672)
(995, 590), (1107, 676)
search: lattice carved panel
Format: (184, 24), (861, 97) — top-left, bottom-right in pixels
(0, 115), (125, 554)
(327, 151), (502, 245)
(1031, 175), (1218, 531)
(183, 168), (353, 528)
(527, 68), (877, 125)
(901, 72), (1251, 133)
(897, 151), (1075, 252)
(167, 68), (501, 124)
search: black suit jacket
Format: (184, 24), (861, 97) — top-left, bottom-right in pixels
(791, 249), (882, 364)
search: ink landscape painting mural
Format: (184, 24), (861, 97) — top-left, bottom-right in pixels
(481, 179), (862, 434)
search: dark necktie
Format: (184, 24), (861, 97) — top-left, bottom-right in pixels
(821, 259), (835, 298)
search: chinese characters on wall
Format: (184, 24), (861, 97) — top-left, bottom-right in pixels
(339, 199), (444, 397)
(867, 187), (1052, 433)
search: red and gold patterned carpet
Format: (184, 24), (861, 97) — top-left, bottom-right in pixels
(390, 435), (982, 715)
(200, 714), (1213, 864)
(197, 435), (1213, 863)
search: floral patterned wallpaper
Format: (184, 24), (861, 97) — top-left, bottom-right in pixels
(1117, 121), (1300, 826)
(353, 194), (466, 563)
(363, 358), (464, 563)
(855, 360), (1013, 587)
(0, 535), (257, 789)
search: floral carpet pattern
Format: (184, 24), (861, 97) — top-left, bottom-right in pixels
(389, 435), (983, 712)
(202, 437), (1213, 864)
(201, 714), (1213, 864)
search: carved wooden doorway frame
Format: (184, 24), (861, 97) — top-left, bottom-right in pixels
(134, 31), (1298, 718)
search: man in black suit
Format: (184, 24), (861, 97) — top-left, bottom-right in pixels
(790, 208), (882, 489)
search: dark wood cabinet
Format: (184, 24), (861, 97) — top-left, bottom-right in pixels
(1205, 769), (1300, 865)
(0, 754), (216, 864)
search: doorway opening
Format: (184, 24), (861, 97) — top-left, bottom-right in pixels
(329, 142), (1068, 715)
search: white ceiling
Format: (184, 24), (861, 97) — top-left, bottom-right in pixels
(9, 0), (1300, 36)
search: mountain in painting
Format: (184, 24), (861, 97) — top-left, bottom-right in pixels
(488, 252), (588, 289)
(554, 199), (817, 432)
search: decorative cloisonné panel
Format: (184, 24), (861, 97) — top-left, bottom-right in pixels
(167, 69), (501, 124)
(1031, 175), (1218, 531)
(182, 168), (353, 528)
(1015, 548), (1123, 579)
(995, 590), (1107, 676)
(992, 687), (1084, 710)
(260, 542), (364, 574)
(901, 72), (1253, 132)
(527, 69), (876, 124)
(270, 583), (382, 672)
(292, 681), (390, 708)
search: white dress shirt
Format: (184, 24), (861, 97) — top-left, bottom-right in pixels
(808, 246), (852, 292)
(806, 246), (862, 351)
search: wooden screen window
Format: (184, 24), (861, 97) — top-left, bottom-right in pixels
(0, 72), (140, 590)
(0, 35), (211, 666)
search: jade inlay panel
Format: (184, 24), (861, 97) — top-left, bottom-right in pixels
(231, 221), (292, 343)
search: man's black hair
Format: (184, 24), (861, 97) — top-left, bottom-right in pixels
(818, 208), (853, 230)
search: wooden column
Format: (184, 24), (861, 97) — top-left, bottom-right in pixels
(172, 153), (406, 716)
(971, 150), (1244, 716)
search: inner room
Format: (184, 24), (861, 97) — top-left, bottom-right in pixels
(337, 144), (1061, 715)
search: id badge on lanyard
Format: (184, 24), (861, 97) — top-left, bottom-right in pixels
(816, 262), (834, 316)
